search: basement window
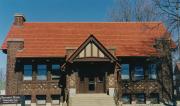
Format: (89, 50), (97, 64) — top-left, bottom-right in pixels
(149, 93), (159, 104)
(148, 64), (157, 80)
(134, 64), (144, 80)
(51, 95), (60, 105)
(122, 94), (131, 104)
(25, 95), (31, 105)
(121, 64), (130, 80)
(37, 65), (47, 80)
(36, 95), (46, 105)
(51, 64), (61, 80)
(135, 93), (145, 104)
(23, 65), (32, 80)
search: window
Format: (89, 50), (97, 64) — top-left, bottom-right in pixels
(25, 95), (31, 105)
(122, 94), (131, 104)
(121, 64), (130, 80)
(51, 95), (60, 105)
(52, 64), (60, 80)
(36, 95), (46, 105)
(80, 75), (84, 81)
(23, 65), (32, 80)
(134, 64), (144, 80)
(149, 93), (159, 104)
(135, 93), (145, 104)
(148, 64), (157, 80)
(37, 65), (47, 80)
(98, 76), (104, 83)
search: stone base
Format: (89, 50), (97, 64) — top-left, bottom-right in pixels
(131, 101), (136, 104)
(46, 103), (51, 106)
(31, 103), (36, 106)
(69, 88), (76, 97)
(60, 102), (63, 106)
(177, 101), (180, 105)
(146, 101), (151, 104)
(109, 88), (114, 97)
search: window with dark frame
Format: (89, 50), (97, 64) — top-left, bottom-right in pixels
(51, 95), (60, 105)
(98, 76), (104, 82)
(122, 94), (131, 104)
(135, 93), (145, 104)
(134, 64), (144, 80)
(149, 93), (159, 104)
(148, 64), (157, 80)
(36, 95), (46, 105)
(25, 95), (31, 105)
(51, 64), (61, 80)
(37, 65), (47, 80)
(80, 75), (84, 81)
(121, 64), (130, 80)
(23, 65), (32, 80)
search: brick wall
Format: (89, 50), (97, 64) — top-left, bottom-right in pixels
(6, 39), (24, 95)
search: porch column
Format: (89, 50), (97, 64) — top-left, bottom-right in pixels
(107, 64), (120, 97)
(68, 71), (77, 97)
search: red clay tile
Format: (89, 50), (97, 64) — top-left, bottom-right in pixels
(1, 22), (174, 57)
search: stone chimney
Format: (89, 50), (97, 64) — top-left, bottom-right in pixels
(13, 13), (26, 26)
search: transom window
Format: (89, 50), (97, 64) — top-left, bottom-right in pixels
(134, 64), (144, 80)
(23, 65), (32, 80)
(122, 94), (131, 104)
(148, 64), (157, 80)
(51, 64), (60, 80)
(37, 65), (47, 80)
(121, 64), (130, 80)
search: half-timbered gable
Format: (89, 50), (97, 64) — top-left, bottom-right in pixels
(67, 35), (117, 62)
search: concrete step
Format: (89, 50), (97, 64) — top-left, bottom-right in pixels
(70, 94), (116, 106)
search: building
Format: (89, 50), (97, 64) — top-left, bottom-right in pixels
(175, 62), (180, 105)
(1, 14), (175, 106)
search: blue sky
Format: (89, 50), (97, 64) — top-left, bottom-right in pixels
(0, 0), (114, 70)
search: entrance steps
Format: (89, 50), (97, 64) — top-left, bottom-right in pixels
(69, 94), (116, 106)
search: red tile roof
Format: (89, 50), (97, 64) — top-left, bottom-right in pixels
(1, 22), (170, 57)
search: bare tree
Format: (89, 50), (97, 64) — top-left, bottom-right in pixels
(0, 68), (5, 90)
(153, 0), (180, 59)
(0, 68), (5, 81)
(109, 0), (160, 22)
(153, 36), (175, 105)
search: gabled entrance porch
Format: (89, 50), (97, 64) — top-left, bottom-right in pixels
(64, 35), (120, 96)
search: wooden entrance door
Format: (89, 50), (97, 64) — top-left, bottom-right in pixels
(78, 73), (105, 93)
(88, 76), (96, 92)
